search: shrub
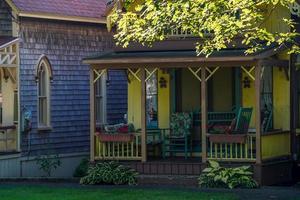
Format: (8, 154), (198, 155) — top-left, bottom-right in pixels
(35, 154), (61, 177)
(80, 161), (138, 185)
(198, 160), (258, 189)
(73, 158), (90, 177)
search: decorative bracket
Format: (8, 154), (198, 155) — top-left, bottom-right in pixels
(241, 66), (255, 81)
(6, 68), (16, 83)
(188, 67), (202, 81)
(188, 67), (220, 82)
(93, 68), (106, 84)
(127, 68), (141, 82)
(205, 67), (219, 81)
(145, 68), (158, 81)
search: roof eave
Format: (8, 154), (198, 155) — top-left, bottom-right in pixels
(18, 11), (107, 24)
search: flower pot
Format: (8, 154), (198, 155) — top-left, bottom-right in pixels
(208, 134), (247, 144)
(96, 132), (135, 142)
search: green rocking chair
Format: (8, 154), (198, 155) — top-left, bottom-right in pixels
(163, 112), (193, 159)
(208, 107), (253, 144)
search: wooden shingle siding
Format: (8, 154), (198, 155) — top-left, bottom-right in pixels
(19, 18), (127, 155)
(0, 1), (12, 36)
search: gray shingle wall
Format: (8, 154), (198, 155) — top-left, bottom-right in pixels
(19, 18), (127, 155)
(0, 1), (12, 36)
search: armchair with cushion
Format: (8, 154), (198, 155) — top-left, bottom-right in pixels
(163, 112), (193, 159)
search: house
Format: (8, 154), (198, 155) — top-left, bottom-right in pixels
(84, 2), (300, 185)
(0, 0), (127, 177)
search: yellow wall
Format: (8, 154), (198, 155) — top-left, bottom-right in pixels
(261, 132), (291, 160)
(242, 71), (256, 128)
(242, 64), (291, 130)
(2, 74), (16, 125)
(273, 53), (290, 130)
(212, 68), (233, 111)
(158, 70), (170, 128)
(181, 69), (201, 111)
(127, 69), (170, 129)
(127, 75), (141, 129)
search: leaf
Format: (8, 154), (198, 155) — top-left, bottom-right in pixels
(208, 160), (220, 168)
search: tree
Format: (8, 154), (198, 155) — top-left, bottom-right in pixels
(109, 0), (300, 56)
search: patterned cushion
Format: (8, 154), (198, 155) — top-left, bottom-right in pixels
(170, 112), (193, 136)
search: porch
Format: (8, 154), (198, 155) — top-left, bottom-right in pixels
(84, 46), (293, 184)
(0, 37), (20, 154)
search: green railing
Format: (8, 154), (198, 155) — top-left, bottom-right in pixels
(193, 111), (236, 126)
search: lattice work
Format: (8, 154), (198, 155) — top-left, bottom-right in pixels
(127, 68), (141, 82)
(3, 68), (17, 83)
(188, 67), (220, 82)
(205, 67), (219, 81)
(93, 69), (106, 83)
(241, 66), (255, 81)
(188, 67), (202, 81)
(0, 43), (18, 67)
(145, 68), (158, 81)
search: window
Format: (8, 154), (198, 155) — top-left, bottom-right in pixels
(95, 74), (107, 126)
(261, 66), (273, 131)
(36, 55), (52, 129)
(146, 73), (158, 128)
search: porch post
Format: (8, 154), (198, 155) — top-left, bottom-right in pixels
(201, 67), (207, 163)
(255, 64), (262, 164)
(90, 68), (95, 162)
(141, 68), (147, 162)
(290, 54), (298, 160)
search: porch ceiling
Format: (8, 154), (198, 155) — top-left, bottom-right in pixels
(0, 37), (19, 68)
(84, 45), (289, 69)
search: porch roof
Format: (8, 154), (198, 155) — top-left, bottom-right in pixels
(0, 37), (19, 68)
(83, 45), (289, 69)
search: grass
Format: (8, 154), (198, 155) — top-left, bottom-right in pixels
(0, 185), (237, 200)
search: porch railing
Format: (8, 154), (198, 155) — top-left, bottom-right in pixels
(207, 134), (256, 162)
(95, 133), (142, 161)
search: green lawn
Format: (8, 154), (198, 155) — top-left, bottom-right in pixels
(0, 185), (237, 200)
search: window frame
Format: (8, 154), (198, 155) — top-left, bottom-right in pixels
(95, 73), (107, 127)
(36, 55), (52, 131)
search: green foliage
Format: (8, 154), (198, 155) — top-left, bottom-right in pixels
(110, 0), (299, 56)
(199, 160), (258, 189)
(80, 161), (138, 185)
(73, 158), (89, 178)
(35, 154), (61, 177)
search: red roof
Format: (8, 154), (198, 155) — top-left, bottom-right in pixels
(11, 0), (107, 20)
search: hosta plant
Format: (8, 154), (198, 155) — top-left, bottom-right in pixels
(199, 160), (258, 189)
(80, 161), (138, 185)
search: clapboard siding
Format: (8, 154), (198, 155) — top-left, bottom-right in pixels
(0, 1), (12, 36)
(18, 18), (127, 156)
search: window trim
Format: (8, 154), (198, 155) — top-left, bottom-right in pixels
(36, 55), (52, 131)
(95, 73), (107, 127)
